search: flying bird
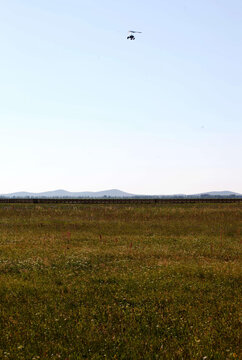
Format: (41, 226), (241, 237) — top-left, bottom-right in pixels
(127, 30), (142, 40)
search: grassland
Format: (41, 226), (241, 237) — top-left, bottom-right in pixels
(0, 203), (241, 360)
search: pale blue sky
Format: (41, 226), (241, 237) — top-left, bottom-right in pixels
(0, 0), (241, 194)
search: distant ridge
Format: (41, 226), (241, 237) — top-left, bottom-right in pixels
(0, 189), (241, 198)
(196, 191), (240, 196)
(0, 189), (134, 198)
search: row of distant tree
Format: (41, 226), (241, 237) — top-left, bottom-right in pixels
(0, 194), (241, 199)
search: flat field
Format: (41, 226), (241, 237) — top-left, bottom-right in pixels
(0, 203), (241, 360)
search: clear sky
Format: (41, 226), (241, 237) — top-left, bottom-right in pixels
(0, 0), (241, 195)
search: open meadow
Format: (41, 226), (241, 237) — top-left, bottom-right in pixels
(0, 203), (241, 360)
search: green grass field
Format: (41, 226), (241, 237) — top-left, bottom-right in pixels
(0, 203), (241, 360)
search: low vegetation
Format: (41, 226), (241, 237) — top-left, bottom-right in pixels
(0, 203), (241, 359)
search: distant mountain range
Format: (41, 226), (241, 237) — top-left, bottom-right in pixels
(0, 189), (133, 198)
(0, 189), (241, 198)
